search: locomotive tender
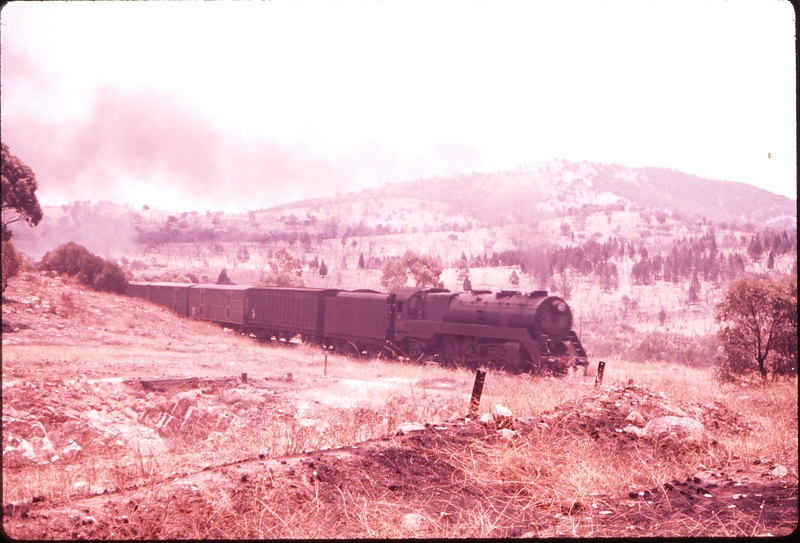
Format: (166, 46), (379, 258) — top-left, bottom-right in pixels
(127, 282), (589, 374)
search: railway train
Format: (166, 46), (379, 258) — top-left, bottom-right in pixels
(126, 281), (589, 374)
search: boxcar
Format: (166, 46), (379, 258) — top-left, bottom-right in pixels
(146, 282), (194, 317)
(126, 281), (152, 300)
(324, 291), (395, 354)
(188, 284), (251, 326)
(246, 287), (340, 340)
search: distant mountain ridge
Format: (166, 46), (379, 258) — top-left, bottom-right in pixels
(317, 159), (796, 229)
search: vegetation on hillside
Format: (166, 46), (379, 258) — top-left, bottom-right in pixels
(258, 243), (305, 287)
(381, 251), (444, 292)
(2, 239), (25, 295)
(715, 275), (798, 380)
(1, 142), (43, 242)
(39, 242), (128, 294)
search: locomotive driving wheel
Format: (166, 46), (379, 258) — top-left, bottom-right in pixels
(405, 341), (425, 362)
(438, 336), (462, 367)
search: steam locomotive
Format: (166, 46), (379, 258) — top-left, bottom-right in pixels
(126, 282), (589, 374)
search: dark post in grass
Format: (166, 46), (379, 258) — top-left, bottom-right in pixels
(467, 369), (487, 419)
(594, 361), (605, 390)
(241, 372), (248, 384)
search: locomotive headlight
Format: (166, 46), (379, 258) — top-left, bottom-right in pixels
(556, 301), (567, 312)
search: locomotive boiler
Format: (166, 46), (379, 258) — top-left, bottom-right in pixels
(392, 288), (588, 373)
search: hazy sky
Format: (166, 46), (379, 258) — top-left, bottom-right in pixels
(1, 0), (796, 213)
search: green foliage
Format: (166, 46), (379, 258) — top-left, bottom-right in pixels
(380, 258), (408, 293)
(381, 250), (443, 293)
(216, 269), (235, 285)
(687, 272), (701, 304)
(1, 142), (43, 241)
(403, 250), (443, 288)
(260, 244), (305, 287)
(1, 239), (24, 294)
(715, 275), (797, 380)
(154, 271), (193, 283)
(39, 242), (128, 294)
(40, 242), (96, 277)
(93, 261), (129, 293)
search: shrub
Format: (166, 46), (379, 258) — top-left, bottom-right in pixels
(40, 242), (81, 275)
(155, 271), (193, 283)
(39, 242), (128, 294)
(259, 244), (304, 287)
(92, 261), (129, 293)
(1, 239), (24, 294)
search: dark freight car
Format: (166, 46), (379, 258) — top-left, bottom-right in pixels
(188, 285), (251, 325)
(126, 281), (152, 300)
(146, 282), (194, 316)
(246, 287), (340, 340)
(324, 291), (395, 354)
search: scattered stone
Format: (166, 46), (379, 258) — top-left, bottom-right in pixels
(492, 404), (513, 430)
(396, 422), (425, 436)
(402, 513), (426, 532)
(641, 416), (705, 448)
(625, 410), (647, 428)
(772, 465), (788, 478)
(497, 428), (518, 441)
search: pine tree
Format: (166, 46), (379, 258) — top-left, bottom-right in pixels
(688, 271), (701, 304)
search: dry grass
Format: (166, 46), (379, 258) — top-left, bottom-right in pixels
(2, 273), (797, 538)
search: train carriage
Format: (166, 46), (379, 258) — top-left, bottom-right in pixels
(126, 281), (152, 300)
(323, 291), (395, 355)
(246, 287), (340, 341)
(188, 284), (251, 326)
(146, 282), (194, 317)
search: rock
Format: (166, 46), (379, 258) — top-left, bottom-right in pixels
(479, 413), (494, 427)
(396, 422), (425, 436)
(643, 416), (705, 448)
(772, 465), (788, 478)
(492, 404), (513, 430)
(156, 414), (180, 438)
(402, 513), (426, 532)
(3, 419), (34, 438)
(497, 428), (518, 441)
(170, 397), (196, 419)
(623, 426), (646, 438)
(625, 410), (647, 428)
(31, 422), (47, 438)
(60, 440), (83, 461)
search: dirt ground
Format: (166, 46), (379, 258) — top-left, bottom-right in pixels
(2, 272), (797, 538)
